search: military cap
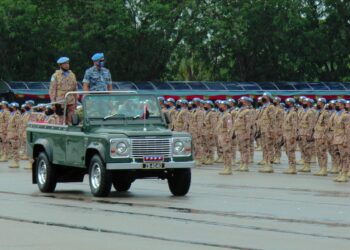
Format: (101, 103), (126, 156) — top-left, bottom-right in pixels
(181, 100), (188, 105)
(239, 96), (249, 101)
(157, 97), (165, 102)
(206, 100), (214, 106)
(192, 98), (202, 102)
(1, 101), (8, 105)
(220, 100), (229, 106)
(285, 98), (295, 103)
(337, 99), (346, 104)
(227, 98), (236, 103)
(57, 57), (70, 64)
(330, 100), (336, 104)
(306, 98), (314, 104)
(317, 97), (327, 104)
(91, 53), (104, 61)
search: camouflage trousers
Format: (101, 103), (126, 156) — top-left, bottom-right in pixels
(6, 138), (20, 162)
(328, 138), (340, 169)
(315, 138), (328, 169)
(299, 136), (313, 164)
(237, 134), (250, 165)
(66, 104), (76, 125)
(249, 134), (254, 162)
(218, 134), (232, 167)
(203, 133), (215, 161)
(261, 132), (274, 164)
(284, 136), (296, 166)
(274, 133), (283, 159)
(20, 137), (27, 157)
(193, 133), (204, 161)
(334, 144), (349, 172)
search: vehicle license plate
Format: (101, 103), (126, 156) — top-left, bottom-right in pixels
(143, 162), (164, 169)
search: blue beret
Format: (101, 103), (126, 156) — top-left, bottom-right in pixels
(91, 53), (104, 61)
(57, 57), (70, 64)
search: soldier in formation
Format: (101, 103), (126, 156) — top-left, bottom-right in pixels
(163, 93), (350, 183)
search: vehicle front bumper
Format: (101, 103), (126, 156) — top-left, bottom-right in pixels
(106, 161), (195, 170)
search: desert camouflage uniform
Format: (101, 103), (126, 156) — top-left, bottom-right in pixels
(283, 107), (298, 173)
(298, 108), (316, 172)
(202, 108), (218, 164)
(217, 110), (233, 173)
(273, 105), (285, 163)
(313, 108), (330, 175)
(6, 110), (21, 163)
(19, 111), (31, 159)
(0, 109), (11, 160)
(327, 111), (339, 173)
(174, 108), (190, 132)
(192, 108), (206, 164)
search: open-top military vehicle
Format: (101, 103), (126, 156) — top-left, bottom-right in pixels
(27, 91), (194, 197)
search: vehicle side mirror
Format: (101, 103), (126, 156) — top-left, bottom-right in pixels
(163, 113), (170, 124)
(71, 114), (80, 126)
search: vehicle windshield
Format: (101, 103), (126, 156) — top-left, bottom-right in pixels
(84, 94), (161, 119)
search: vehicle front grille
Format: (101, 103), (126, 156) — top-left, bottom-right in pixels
(131, 138), (172, 158)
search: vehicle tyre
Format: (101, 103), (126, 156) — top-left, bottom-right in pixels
(167, 168), (191, 196)
(89, 155), (112, 197)
(112, 180), (132, 192)
(36, 152), (57, 193)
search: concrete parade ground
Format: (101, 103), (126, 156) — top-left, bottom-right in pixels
(0, 151), (349, 250)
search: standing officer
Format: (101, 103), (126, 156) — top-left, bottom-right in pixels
(202, 100), (218, 165)
(217, 101), (233, 175)
(0, 101), (10, 162)
(273, 97), (285, 164)
(327, 100), (340, 174)
(192, 98), (206, 166)
(313, 98), (329, 176)
(0, 102), (3, 160)
(83, 53), (113, 91)
(259, 92), (276, 173)
(19, 102), (32, 161)
(333, 99), (350, 182)
(298, 98), (316, 173)
(49, 57), (78, 124)
(6, 102), (21, 168)
(174, 100), (190, 132)
(166, 98), (177, 130)
(283, 98), (298, 174)
(233, 97), (251, 172)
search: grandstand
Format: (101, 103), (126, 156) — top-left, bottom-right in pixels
(0, 80), (349, 103)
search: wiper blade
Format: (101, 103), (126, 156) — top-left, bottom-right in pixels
(103, 113), (125, 120)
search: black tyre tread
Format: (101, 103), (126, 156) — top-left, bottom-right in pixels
(89, 155), (112, 197)
(168, 168), (191, 196)
(112, 180), (132, 192)
(37, 152), (56, 193)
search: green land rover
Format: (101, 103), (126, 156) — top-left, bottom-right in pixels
(27, 91), (194, 197)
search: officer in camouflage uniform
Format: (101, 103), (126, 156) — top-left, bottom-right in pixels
(174, 100), (190, 132)
(19, 103), (31, 160)
(272, 97), (285, 164)
(0, 101), (11, 162)
(283, 98), (298, 174)
(166, 98), (177, 130)
(327, 100), (340, 174)
(296, 96), (307, 165)
(313, 98), (329, 176)
(202, 100), (218, 165)
(0, 102), (3, 159)
(333, 99), (350, 182)
(49, 57), (78, 125)
(192, 98), (206, 166)
(228, 99), (238, 165)
(233, 97), (251, 172)
(6, 102), (21, 168)
(247, 98), (256, 164)
(298, 98), (317, 173)
(217, 101), (233, 175)
(259, 92), (276, 173)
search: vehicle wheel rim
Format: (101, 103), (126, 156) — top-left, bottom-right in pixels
(38, 160), (47, 185)
(91, 163), (101, 190)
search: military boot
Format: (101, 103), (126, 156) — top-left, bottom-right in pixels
(257, 159), (266, 165)
(273, 157), (281, 164)
(0, 154), (8, 162)
(205, 158), (215, 165)
(216, 156), (224, 163)
(238, 163), (249, 172)
(259, 164), (274, 173)
(21, 155), (29, 160)
(256, 146), (262, 151)
(8, 160), (20, 168)
(333, 172), (342, 181)
(24, 161), (32, 169)
(328, 164), (339, 174)
(347, 171), (350, 178)
(296, 159), (304, 165)
(310, 156), (317, 163)
(195, 160), (202, 167)
(235, 160), (241, 164)
(314, 168), (328, 176)
(219, 165), (232, 175)
(283, 165), (297, 174)
(298, 163), (311, 173)
(334, 172), (348, 182)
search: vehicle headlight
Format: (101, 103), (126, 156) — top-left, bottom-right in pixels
(172, 137), (191, 157)
(110, 139), (130, 158)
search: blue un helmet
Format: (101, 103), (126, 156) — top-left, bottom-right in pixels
(285, 98), (296, 104)
(262, 92), (273, 99)
(1, 100), (9, 106)
(337, 98), (346, 104)
(9, 102), (19, 108)
(317, 97), (327, 104)
(227, 98), (236, 104)
(239, 96), (249, 102)
(166, 98), (175, 104)
(25, 100), (35, 106)
(157, 96), (165, 102)
(206, 100), (214, 106)
(273, 96), (281, 103)
(330, 99), (336, 104)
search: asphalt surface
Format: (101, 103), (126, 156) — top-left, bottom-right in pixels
(0, 151), (349, 250)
